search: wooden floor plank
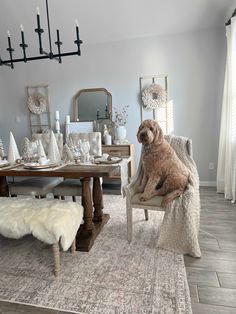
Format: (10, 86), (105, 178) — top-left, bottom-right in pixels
(186, 267), (219, 287)
(218, 272), (236, 289)
(192, 302), (236, 314)
(198, 286), (236, 307)
(188, 285), (199, 303)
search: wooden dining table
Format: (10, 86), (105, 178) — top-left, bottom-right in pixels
(0, 163), (119, 252)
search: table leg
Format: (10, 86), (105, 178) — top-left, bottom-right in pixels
(81, 177), (94, 231)
(93, 177), (104, 222)
(76, 176), (110, 252)
(0, 176), (9, 197)
(76, 177), (94, 251)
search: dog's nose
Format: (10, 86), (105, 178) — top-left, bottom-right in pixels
(140, 132), (146, 140)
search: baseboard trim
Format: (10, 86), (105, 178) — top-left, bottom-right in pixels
(200, 181), (216, 187)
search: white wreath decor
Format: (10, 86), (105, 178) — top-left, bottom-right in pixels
(27, 93), (47, 115)
(142, 84), (167, 109)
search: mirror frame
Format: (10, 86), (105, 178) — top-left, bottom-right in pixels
(73, 88), (112, 122)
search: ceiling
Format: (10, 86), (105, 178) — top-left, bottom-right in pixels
(0, 0), (235, 55)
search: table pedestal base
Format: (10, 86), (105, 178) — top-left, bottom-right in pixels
(76, 214), (110, 251)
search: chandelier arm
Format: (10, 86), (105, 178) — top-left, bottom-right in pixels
(0, 51), (79, 66)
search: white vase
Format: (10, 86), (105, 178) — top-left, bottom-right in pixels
(115, 125), (127, 141)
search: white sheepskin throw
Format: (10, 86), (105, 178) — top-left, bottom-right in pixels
(0, 198), (83, 251)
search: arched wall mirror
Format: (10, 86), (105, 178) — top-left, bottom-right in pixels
(74, 88), (112, 121)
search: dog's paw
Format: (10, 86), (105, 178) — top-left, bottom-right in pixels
(140, 194), (148, 202)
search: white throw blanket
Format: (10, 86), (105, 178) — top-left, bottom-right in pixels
(0, 198), (83, 251)
(157, 135), (201, 257)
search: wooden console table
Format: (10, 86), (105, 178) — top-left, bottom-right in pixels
(0, 163), (119, 252)
(102, 144), (135, 181)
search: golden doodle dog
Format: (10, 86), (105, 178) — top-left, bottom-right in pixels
(137, 119), (189, 208)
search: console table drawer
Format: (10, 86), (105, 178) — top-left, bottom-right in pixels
(102, 145), (130, 157)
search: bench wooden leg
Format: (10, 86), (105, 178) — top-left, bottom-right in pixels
(52, 242), (60, 277)
(71, 238), (76, 255)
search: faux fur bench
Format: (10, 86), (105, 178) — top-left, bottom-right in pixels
(0, 197), (83, 276)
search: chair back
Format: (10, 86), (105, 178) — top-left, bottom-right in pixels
(32, 133), (63, 156)
(69, 132), (102, 156)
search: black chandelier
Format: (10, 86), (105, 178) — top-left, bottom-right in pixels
(0, 0), (83, 69)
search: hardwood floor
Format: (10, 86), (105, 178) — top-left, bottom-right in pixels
(186, 187), (236, 313)
(0, 187), (235, 313)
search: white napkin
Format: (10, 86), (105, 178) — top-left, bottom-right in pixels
(48, 131), (61, 163)
(8, 132), (20, 164)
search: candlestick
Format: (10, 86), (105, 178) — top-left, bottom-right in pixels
(105, 104), (108, 118)
(6, 33), (14, 69)
(75, 24), (82, 56)
(55, 120), (60, 133)
(55, 110), (60, 120)
(56, 29), (62, 63)
(19, 24), (28, 63)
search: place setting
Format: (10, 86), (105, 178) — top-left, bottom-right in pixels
(3, 130), (65, 172)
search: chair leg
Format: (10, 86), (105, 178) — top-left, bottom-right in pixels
(144, 209), (149, 220)
(52, 242), (60, 277)
(61, 196), (65, 200)
(54, 195), (59, 199)
(72, 196), (76, 202)
(127, 206), (133, 243)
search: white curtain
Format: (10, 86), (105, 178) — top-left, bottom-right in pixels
(217, 16), (236, 203)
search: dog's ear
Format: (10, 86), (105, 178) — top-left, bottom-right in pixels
(155, 125), (164, 144)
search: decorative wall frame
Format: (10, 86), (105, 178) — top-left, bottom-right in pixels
(26, 85), (51, 135)
(139, 75), (168, 134)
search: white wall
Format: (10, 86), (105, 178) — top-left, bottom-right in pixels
(0, 28), (226, 182)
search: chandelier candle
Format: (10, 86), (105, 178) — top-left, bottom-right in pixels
(6, 31), (14, 69)
(75, 19), (82, 55)
(19, 24), (28, 62)
(55, 111), (60, 120)
(35, 7), (44, 54)
(55, 30), (62, 63)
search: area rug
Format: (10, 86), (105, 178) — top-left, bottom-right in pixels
(0, 195), (192, 314)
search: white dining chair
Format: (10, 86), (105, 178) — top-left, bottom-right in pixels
(124, 135), (194, 243)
